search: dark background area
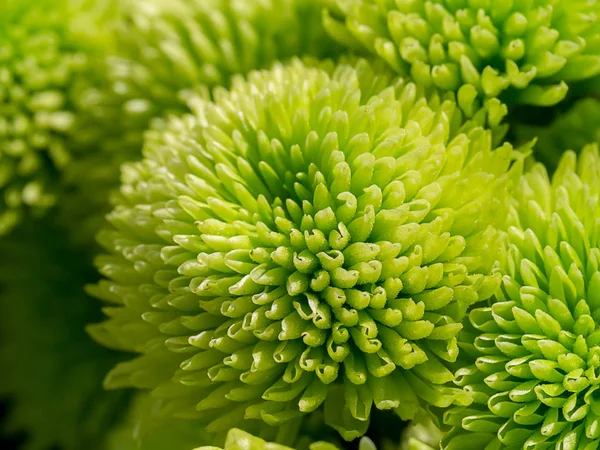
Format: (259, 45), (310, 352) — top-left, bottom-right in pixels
(0, 399), (25, 449)
(0, 398), (406, 450)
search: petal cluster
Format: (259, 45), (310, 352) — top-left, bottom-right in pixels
(193, 429), (295, 450)
(89, 57), (518, 441)
(443, 146), (600, 449)
(104, 393), (215, 450)
(324, 0), (600, 108)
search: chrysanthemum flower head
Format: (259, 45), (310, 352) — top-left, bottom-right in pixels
(0, 219), (129, 450)
(89, 57), (519, 441)
(323, 0), (600, 108)
(443, 145), (600, 449)
(0, 0), (114, 235)
(59, 0), (343, 247)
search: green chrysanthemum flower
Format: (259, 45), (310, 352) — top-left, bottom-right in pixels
(89, 57), (519, 441)
(115, 0), (341, 94)
(400, 416), (442, 450)
(0, 0), (115, 235)
(442, 145), (600, 449)
(59, 0), (343, 247)
(192, 428), (373, 450)
(323, 0), (600, 109)
(513, 98), (600, 173)
(0, 219), (130, 450)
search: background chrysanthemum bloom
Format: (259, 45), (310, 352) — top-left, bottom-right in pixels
(88, 57), (520, 441)
(0, 219), (130, 450)
(103, 393), (212, 450)
(323, 0), (600, 109)
(58, 0), (343, 247)
(512, 98), (600, 173)
(442, 145), (600, 449)
(0, 0), (116, 236)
